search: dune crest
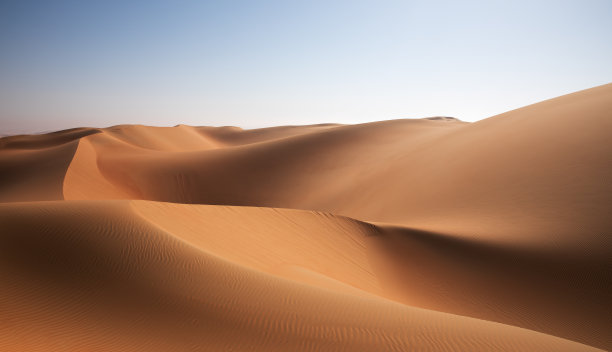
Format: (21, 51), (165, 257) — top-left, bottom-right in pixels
(1, 84), (611, 351)
(0, 201), (604, 351)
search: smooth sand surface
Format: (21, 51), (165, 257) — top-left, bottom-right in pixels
(0, 83), (611, 351)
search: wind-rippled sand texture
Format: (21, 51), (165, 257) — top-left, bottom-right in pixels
(1, 83), (611, 351)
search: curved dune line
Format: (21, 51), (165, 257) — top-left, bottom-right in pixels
(132, 201), (612, 349)
(60, 84), (612, 244)
(0, 140), (80, 202)
(63, 138), (135, 200)
(0, 200), (603, 351)
(0, 127), (101, 150)
(1, 83), (611, 350)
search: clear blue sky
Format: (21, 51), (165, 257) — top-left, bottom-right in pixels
(1, 0), (611, 133)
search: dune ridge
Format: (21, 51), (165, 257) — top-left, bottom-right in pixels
(0, 200), (604, 351)
(1, 83), (611, 351)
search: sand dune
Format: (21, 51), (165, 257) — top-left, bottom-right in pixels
(0, 201), (603, 351)
(0, 84), (611, 350)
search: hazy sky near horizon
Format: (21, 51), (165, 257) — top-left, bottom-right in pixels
(1, 0), (611, 133)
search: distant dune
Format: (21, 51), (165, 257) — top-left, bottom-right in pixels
(1, 83), (611, 351)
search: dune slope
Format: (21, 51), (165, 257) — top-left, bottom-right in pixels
(56, 85), (612, 246)
(0, 200), (602, 352)
(0, 83), (611, 350)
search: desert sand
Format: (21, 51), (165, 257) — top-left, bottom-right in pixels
(1, 83), (611, 351)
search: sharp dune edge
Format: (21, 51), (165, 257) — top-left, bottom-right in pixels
(0, 84), (610, 351)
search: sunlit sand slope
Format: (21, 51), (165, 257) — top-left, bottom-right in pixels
(0, 201), (602, 352)
(0, 83), (611, 350)
(59, 85), (611, 245)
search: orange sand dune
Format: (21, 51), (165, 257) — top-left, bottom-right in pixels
(62, 84), (612, 241)
(0, 83), (611, 351)
(0, 201), (603, 351)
